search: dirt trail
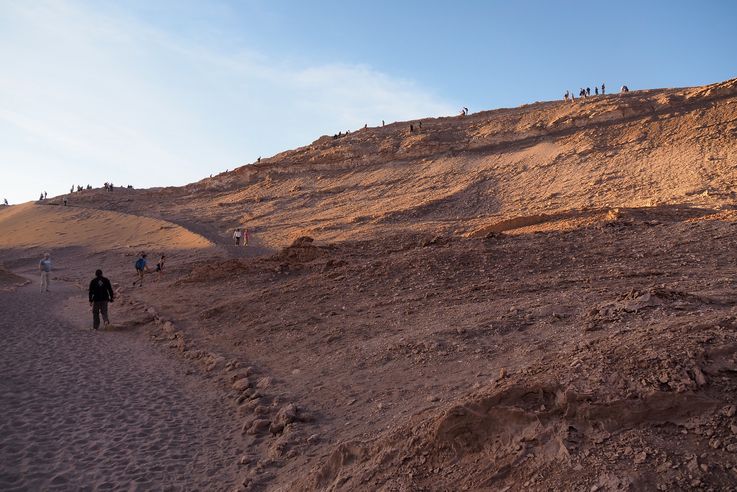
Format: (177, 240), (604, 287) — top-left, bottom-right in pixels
(0, 278), (241, 490)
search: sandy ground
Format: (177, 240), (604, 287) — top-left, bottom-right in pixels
(0, 276), (242, 490)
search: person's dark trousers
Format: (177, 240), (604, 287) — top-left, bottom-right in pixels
(92, 301), (109, 330)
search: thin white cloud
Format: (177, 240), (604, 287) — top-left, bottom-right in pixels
(0, 0), (457, 204)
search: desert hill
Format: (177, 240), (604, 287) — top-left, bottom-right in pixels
(64, 77), (737, 248)
(3, 78), (737, 490)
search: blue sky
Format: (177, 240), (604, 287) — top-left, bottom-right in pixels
(1, 0), (735, 204)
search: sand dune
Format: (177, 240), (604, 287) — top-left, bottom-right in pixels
(3, 78), (737, 490)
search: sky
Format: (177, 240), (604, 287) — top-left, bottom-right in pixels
(1, 0), (736, 204)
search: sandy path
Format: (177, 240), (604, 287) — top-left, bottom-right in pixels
(0, 279), (241, 491)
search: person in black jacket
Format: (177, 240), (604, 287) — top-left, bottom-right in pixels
(89, 269), (114, 330)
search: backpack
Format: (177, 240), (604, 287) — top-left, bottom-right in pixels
(135, 258), (146, 270)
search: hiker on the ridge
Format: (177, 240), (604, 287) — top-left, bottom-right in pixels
(89, 269), (114, 330)
(564, 90), (569, 101)
(621, 85), (629, 93)
(243, 228), (249, 247)
(133, 253), (149, 287)
(602, 83), (605, 94)
(595, 86), (599, 95)
(63, 196), (68, 206)
(233, 228), (243, 246)
(39, 253), (52, 292)
(44, 191), (47, 199)
(3, 198), (8, 206)
(586, 87), (591, 96)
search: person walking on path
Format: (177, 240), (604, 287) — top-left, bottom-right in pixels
(133, 253), (149, 287)
(39, 253), (52, 292)
(243, 228), (249, 247)
(154, 254), (166, 281)
(89, 269), (114, 330)
(63, 197), (68, 206)
(233, 228), (243, 246)
(602, 83), (606, 95)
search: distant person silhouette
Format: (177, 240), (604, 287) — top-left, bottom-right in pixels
(133, 253), (149, 287)
(233, 227), (243, 246)
(595, 86), (599, 95)
(602, 83), (606, 94)
(63, 197), (67, 206)
(410, 124), (414, 132)
(586, 87), (591, 96)
(39, 253), (51, 292)
(3, 198), (8, 206)
(89, 269), (114, 330)
(382, 120), (385, 126)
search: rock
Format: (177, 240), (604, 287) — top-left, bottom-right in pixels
(232, 378), (251, 391)
(239, 455), (250, 465)
(146, 307), (157, 316)
(307, 433), (319, 444)
(693, 366), (707, 386)
(269, 403), (299, 435)
(634, 451), (648, 464)
(206, 355), (226, 372)
(730, 424), (737, 435)
(256, 377), (272, 389)
(727, 444), (737, 453)
(162, 321), (175, 334)
(724, 405), (736, 417)
(499, 367), (507, 379)
(247, 419), (271, 435)
(427, 395), (439, 402)
(709, 438), (721, 449)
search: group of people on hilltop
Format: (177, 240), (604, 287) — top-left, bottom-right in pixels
(565, 83), (606, 101)
(564, 83), (632, 101)
(70, 185), (92, 193)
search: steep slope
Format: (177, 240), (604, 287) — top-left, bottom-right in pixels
(66, 78), (737, 248)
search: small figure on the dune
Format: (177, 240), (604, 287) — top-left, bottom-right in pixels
(602, 83), (606, 95)
(155, 254), (166, 281)
(621, 85), (629, 93)
(44, 191), (47, 199)
(586, 87), (591, 96)
(77, 185), (82, 192)
(409, 124), (414, 132)
(89, 269), (114, 330)
(39, 252), (52, 292)
(233, 227), (243, 246)
(63, 196), (68, 206)
(3, 198), (8, 206)
(109, 183), (114, 191)
(382, 120), (385, 127)
(463, 107), (469, 115)
(595, 86), (599, 95)
(364, 124), (367, 129)
(39, 193), (44, 201)
(564, 90), (569, 101)
(419, 121), (422, 129)
(87, 184), (91, 190)
(243, 228), (249, 247)
(71, 185), (75, 193)
(133, 253), (149, 287)
(257, 156), (261, 163)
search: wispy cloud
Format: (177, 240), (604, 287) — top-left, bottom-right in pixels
(0, 0), (456, 203)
